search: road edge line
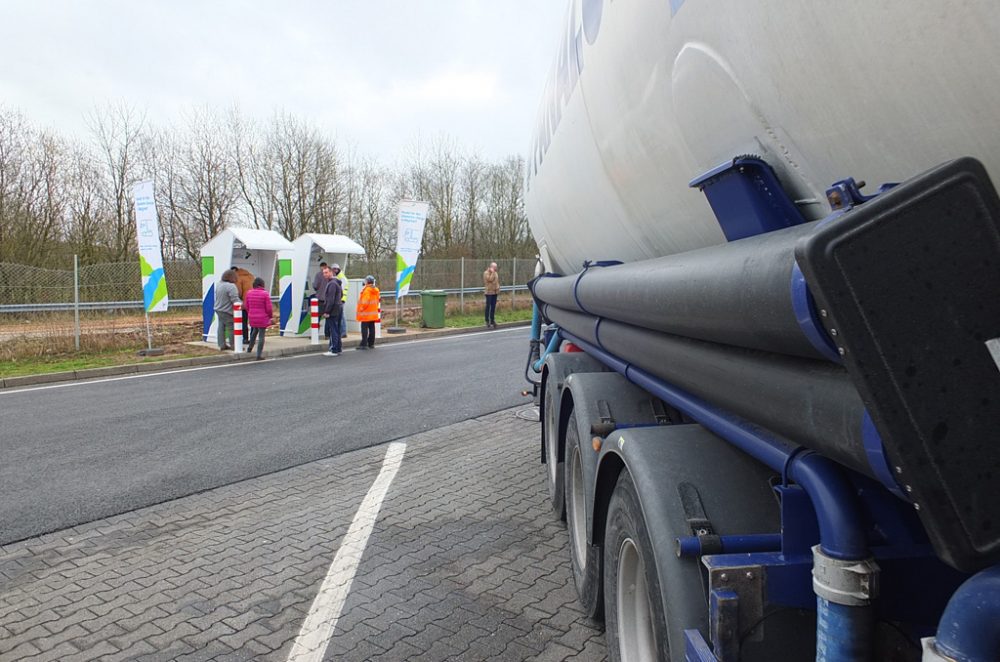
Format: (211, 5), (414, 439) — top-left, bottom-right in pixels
(286, 441), (407, 662)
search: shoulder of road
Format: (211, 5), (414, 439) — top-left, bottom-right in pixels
(0, 322), (529, 390)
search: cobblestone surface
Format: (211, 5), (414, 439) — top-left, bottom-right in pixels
(0, 408), (606, 661)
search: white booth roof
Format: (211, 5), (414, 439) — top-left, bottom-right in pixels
(295, 233), (365, 255)
(202, 227), (294, 253)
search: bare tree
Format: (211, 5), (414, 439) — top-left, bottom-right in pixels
(64, 142), (112, 264)
(18, 131), (68, 264)
(484, 156), (532, 257)
(86, 102), (148, 261)
(230, 108), (277, 231)
(353, 159), (395, 259)
(458, 152), (485, 255)
(0, 107), (33, 262)
(243, 113), (344, 238)
(169, 107), (242, 258)
(0, 100), (533, 269)
(418, 134), (462, 255)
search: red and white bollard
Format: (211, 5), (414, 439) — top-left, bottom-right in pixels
(233, 300), (244, 353)
(310, 298), (320, 345)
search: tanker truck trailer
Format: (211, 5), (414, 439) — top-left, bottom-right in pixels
(522, 1), (1000, 660)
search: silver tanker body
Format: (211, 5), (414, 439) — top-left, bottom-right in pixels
(525, 0), (1000, 273)
(524, 2), (1000, 660)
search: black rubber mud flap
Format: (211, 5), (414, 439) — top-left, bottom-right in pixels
(796, 157), (1000, 572)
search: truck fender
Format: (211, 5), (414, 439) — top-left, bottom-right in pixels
(561, 371), (666, 540)
(540, 352), (609, 466)
(592, 425), (782, 652)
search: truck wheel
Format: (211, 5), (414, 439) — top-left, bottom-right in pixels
(566, 420), (603, 619)
(544, 381), (566, 520)
(605, 470), (672, 661)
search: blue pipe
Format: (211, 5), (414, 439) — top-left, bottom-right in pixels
(530, 301), (542, 342)
(933, 565), (1000, 662)
(675, 533), (782, 558)
(816, 600), (875, 662)
(559, 330), (877, 659)
(560, 330), (867, 558)
(787, 453), (868, 560)
(533, 329), (562, 372)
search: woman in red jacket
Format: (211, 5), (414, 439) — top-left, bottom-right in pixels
(244, 277), (273, 360)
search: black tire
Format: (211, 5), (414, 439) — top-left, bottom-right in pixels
(544, 382), (566, 520)
(565, 420), (603, 620)
(604, 470), (673, 662)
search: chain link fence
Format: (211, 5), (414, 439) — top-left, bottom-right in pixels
(0, 261), (203, 306)
(0, 257), (537, 360)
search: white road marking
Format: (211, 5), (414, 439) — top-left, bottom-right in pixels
(286, 442), (407, 662)
(987, 337), (1000, 373)
(0, 361), (250, 395)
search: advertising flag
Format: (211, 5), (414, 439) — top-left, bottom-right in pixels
(133, 180), (169, 312)
(395, 200), (429, 297)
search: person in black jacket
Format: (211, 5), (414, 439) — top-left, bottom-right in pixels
(320, 265), (344, 356)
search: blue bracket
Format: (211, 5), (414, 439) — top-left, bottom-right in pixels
(676, 533), (782, 558)
(789, 260), (843, 364)
(690, 155), (808, 241)
(685, 629), (717, 662)
(825, 177), (898, 211)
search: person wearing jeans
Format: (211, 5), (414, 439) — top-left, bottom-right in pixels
(320, 265), (344, 356)
(483, 262), (500, 328)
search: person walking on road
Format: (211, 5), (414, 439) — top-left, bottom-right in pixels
(483, 262), (500, 328)
(331, 263), (349, 339)
(313, 262), (332, 338)
(355, 275), (380, 350)
(320, 265), (345, 356)
(214, 269), (241, 350)
(244, 277), (273, 361)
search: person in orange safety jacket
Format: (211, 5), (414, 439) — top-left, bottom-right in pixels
(355, 275), (381, 350)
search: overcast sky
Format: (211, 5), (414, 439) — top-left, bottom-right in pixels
(0, 1), (568, 162)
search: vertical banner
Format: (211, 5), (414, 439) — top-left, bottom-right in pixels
(395, 200), (430, 297)
(133, 180), (169, 312)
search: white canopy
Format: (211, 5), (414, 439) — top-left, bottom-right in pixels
(203, 227), (294, 253)
(296, 233), (365, 255)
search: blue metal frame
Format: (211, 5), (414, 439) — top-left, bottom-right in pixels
(861, 412), (907, 501)
(689, 156), (808, 241)
(789, 260), (843, 364)
(825, 177), (898, 211)
(556, 329), (969, 659)
(676, 533), (782, 558)
(560, 329), (867, 557)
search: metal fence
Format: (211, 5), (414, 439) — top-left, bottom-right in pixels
(0, 257), (536, 311)
(0, 257), (537, 358)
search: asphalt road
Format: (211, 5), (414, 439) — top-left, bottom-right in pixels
(0, 327), (532, 545)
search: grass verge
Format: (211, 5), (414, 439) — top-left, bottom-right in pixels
(0, 346), (218, 379)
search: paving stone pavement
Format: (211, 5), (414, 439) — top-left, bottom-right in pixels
(0, 408), (607, 661)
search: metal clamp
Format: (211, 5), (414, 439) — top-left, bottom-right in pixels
(812, 545), (880, 606)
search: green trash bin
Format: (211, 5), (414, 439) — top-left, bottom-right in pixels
(420, 290), (447, 328)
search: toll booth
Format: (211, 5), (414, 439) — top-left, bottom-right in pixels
(278, 233), (366, 336)
(200, 227), (294, 342)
